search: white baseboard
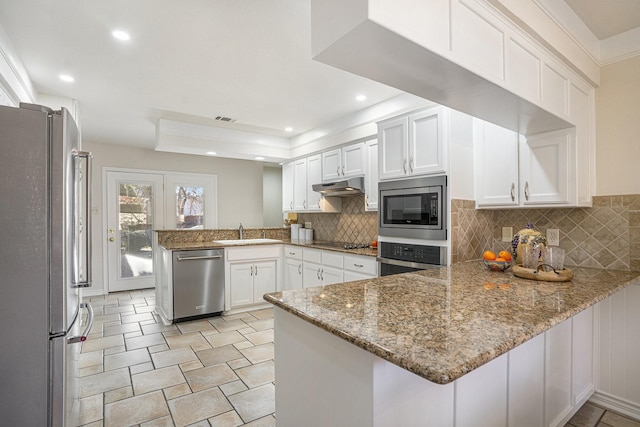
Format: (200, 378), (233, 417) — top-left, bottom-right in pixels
(590, 391), (640, 421)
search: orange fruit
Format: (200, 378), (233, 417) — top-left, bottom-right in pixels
(495, 257), (506, 262)
(498, 250), (512, 261)
(482, 250), (496, 260)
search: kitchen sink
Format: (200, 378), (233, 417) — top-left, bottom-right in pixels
(212, 238), (282, 245)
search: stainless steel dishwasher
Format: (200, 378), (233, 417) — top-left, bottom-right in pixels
(172, 249), (225, 321)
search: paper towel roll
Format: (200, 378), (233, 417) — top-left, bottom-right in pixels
(291, 224), (300, 242)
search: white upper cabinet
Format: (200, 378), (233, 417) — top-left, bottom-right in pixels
(306, 154), (323, 211)
(474, 120), (520, 207)
(474, 119), (575, 208)
(378, 107), (445, 180)
(322, 148), (342, 182)
(282, 154), (341, 214)
(365, 139), (378, 211)
(521, 129), (573, 205)
(293, 158), (308, 211)
(282, 161), (294, 212)
(342, 142), (366, 177)
(322, 142), (365, 182)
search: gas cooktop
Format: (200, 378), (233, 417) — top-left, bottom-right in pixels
(311, 241), (371, 250)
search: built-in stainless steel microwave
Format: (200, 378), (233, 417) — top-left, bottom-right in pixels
(378, 175), (447, 240)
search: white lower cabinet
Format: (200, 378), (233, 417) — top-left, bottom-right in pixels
(224, 245), (282, 311)
(343, 254), (378, 281)
(275, 301), (596, 427)
(284, 258), (303, 291)
(456, 353), (508, 427)
(593, 285), (640, 420)
(229, 260), (277, 309)
(285, 246), (378, 288)
(454, 310), (593, 427)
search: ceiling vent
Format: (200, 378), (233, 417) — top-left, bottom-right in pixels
(214, 115), (237, 123)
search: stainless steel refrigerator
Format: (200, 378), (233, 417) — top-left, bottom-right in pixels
(0, 103), (93, 426)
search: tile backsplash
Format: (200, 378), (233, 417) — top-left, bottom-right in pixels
(297, 195), (377, 244)
(451, 195), (640, 271)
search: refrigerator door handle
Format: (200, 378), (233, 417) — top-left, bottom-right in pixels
(67, 302), (94, 343)
(72, 150), (92, 288)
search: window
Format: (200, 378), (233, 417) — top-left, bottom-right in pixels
(165, 173), (217, 229)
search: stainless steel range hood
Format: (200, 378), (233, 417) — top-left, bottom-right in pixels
(312, 177), (364, 197)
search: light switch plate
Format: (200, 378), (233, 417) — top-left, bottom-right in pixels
(547, 228), (560, 246)
(501, 227), (513, 242)
(305, 222), (312, 229)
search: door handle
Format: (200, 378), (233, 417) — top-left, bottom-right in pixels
(298, 263), (302, 275)
(403, 160), (408, 174)
(254, 265), (258, 276)
(510, 183), (515, 202)
(524, 181), (530, 201)
(341, 166), (345, 175)
(176, 255), (222, 261)
(109, 237), (115, 242)
(409, 158), (414, 173)
(68, 303), (94, 344)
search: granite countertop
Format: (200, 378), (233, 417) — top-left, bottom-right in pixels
(263, 261), (640, 385)
(160, 239), (378, 257)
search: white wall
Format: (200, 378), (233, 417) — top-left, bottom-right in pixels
(84, 141), (266, 294)
(595, 55), (640, 196)
(263, 166), (283, 227)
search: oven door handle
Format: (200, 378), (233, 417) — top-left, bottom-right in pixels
(377, 257), (444, 270)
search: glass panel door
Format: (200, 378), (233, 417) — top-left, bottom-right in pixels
(106, 171), (164, 292)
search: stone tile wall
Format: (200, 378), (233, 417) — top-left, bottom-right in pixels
(297, 195), (378, 244)
(451, 195), (640, 271)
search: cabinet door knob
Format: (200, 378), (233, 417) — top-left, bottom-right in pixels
(524, 181), (530, 201)
(109, 237), (115, 242)
(510, 183), (515, 202)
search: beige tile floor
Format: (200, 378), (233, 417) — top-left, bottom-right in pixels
(77, 289), (276, 427)
(79, 290), (640, 427)
(565, 402), (640, 427)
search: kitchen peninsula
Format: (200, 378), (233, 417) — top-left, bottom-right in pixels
(264, 262), (640, 427)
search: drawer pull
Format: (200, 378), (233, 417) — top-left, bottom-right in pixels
(353, 263), (364, 268)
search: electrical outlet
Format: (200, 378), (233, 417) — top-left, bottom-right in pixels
(501, 227), (513, 242)
(547, 228), (560, 246)
(305, 222), (312, 229)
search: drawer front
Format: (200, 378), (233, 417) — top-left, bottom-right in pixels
(322, 250), (344, 269)
(284, 245), (302, 260)
(225, 245), (282, 262)
(303, 248), (323, 264)
(343, 254), (378, 276)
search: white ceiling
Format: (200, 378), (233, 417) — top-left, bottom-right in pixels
(565, 0), (640, 40)
(0, 0), (638, 161)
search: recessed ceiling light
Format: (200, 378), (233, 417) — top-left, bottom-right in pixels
(112, 30), (130, 41)
(355, 94), (367, 101)
(255, 156), (265, 161)
(285, 127), (293, 132)
(59, 74), (74, 83)
(206, 151), (217, 156)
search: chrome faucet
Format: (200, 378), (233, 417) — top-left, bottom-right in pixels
(239, 223), (244, 240)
